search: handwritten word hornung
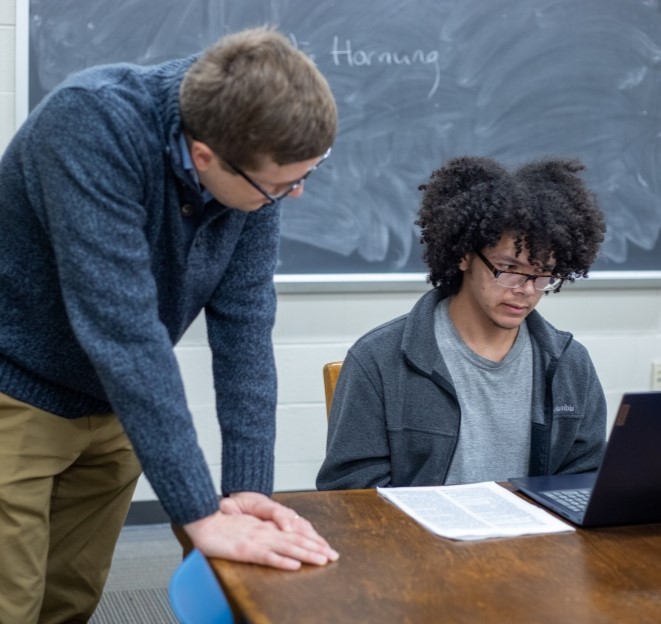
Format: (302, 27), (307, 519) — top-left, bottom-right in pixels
(330, 36), (441, 99)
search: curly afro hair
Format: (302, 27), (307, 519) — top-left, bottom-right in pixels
(416, 156), (606, 296)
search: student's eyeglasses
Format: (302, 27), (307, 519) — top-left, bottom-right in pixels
(226, 147), (332, 206)
(475, 250), (564, 292)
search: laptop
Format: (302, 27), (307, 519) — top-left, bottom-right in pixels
(509, 392), (661, 527)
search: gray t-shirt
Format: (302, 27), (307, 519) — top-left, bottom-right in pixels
(434, 298), (532, 484)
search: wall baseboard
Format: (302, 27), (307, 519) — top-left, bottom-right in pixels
(125, 500), (170, 525)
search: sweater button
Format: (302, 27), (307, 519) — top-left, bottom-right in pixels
(181, 204), (194, 217)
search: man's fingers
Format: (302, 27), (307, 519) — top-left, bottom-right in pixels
(222, 493), (339, 560)
(272, 511), (339, 560)
(186, 511), (339, 570)
(242, 531), (335, 568)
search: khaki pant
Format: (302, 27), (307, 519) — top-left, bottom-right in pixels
(0, 392), (142, 624)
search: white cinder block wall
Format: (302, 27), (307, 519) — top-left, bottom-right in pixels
(0, 1), (15, 151)
(3, 4), (661, 503)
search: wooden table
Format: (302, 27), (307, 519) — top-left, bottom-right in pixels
(203, 489), (661, 623)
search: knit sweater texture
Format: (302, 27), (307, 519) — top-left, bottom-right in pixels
(317, 288), (607, 490)
(0, 58), (280, 525)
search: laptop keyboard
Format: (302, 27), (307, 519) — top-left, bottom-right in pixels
(544, 488), (592, 512)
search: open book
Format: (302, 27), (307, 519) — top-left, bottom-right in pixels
(377, 481), (574, 541)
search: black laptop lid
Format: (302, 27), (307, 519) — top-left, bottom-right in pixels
(582, 392), (661, 526)
(510, 392), (661, 527)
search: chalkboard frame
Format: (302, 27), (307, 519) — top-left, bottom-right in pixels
(13, 1), (661, 292)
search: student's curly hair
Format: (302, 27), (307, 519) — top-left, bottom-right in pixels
(416, 156), (606, 296)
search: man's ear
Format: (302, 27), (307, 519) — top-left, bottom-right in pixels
(189, 140), (215, 173)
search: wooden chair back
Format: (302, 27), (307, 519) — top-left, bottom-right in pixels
(322, 361), (343, 419)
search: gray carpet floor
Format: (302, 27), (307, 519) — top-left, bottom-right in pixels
(89, 524), (183, 624)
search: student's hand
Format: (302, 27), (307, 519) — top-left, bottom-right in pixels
(221, 491), (339, 561)
(183, 509), (338, 571)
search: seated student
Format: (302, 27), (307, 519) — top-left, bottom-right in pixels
(317, 156), (607, 490)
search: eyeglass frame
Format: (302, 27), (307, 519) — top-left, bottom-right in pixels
(475, 250), (564, 292)
(225, 147), (332, 206)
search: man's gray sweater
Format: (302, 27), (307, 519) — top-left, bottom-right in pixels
(0, 58), (279, 525)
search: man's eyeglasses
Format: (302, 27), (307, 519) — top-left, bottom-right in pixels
(475, 250), (564, 292)
(226, 147), (332, 206)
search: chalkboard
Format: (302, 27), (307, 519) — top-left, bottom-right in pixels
(26, 0), (661, 276)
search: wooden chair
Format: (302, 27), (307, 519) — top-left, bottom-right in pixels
(168, 548), (234, 624)
(323, 361), (343, 419)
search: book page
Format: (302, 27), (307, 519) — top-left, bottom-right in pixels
(377, 482), (574, 540)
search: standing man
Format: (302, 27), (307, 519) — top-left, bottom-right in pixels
(0, 27), (338, 623)
(318, 156), (607, 491)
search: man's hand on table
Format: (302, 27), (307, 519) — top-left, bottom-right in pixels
(183, 492), (339, 571)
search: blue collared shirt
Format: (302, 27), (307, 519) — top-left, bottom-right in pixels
(178, 133), (214, 205)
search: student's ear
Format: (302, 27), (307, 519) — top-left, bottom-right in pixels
(189, 140), (215, 173)
(458, 252), (473, 272)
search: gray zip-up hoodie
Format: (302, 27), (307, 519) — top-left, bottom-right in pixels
(317, 288), (606, 490)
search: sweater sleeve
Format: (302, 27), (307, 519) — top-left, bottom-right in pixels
(204, 201), (280, 496)
(23, 88), (219, 525)
(316, 350), (393, 490)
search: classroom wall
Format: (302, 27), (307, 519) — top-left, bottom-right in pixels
(0, 1), (14, 150)
(2, 4), (661, 503)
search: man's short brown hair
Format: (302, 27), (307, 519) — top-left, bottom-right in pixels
(179, 26), (337, 170)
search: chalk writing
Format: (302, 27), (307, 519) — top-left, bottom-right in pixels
(330, 36), (441, 99)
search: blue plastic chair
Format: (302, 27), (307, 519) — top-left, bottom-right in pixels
(168, 548), (235, 624)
